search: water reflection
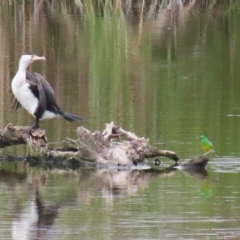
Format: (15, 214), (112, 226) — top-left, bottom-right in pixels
(1, 168), (56, 240)
(0, 169), (27, 189)
(2, 165), (181, 239)
(12, 189), (59, 240)
(77, 165), (178, 201)
(181, 167), (212, 199)
(0, 160), (239, 239)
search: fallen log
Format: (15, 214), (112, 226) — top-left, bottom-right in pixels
(0, 122), (179, 166)
(180, 154), (210, 169)
(0, 123), (47, 149)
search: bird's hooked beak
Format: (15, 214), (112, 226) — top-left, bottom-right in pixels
(32, 54), (46, 61)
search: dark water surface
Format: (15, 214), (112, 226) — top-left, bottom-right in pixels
(1, 1), (240, 239)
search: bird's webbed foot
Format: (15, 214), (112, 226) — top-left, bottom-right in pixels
(24, 125), (39, 137)
(25, 118), (40, 137)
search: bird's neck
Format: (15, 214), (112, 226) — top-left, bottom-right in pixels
(15, 68), (26, 84)
(14, 61), (29, 85)
(11, 63), (28, 90)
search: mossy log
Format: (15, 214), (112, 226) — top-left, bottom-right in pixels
(0, 122), (179, 166)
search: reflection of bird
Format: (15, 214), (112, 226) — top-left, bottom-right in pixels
(201, 181), (212, 199)
(11, 53), (82, 134)
(200, 135), (214, 153)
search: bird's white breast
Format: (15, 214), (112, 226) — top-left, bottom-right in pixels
(12, 77), (39, 117)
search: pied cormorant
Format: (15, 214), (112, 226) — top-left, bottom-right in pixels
(11, 53), (82, 134)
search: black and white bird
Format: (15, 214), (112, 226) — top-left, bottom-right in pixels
(11, 53), (82, 134)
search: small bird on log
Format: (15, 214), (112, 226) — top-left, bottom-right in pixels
(200, 135), (220, 157)
(11, 53), (82, 135)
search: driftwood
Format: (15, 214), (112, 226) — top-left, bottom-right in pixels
(0, 122), (179, 166)
(0, 123), (47, 150)
(181, 154), (210, 169)
(153, 152), (211, 169)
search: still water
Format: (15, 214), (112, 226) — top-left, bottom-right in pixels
(1, 1), (240, 239)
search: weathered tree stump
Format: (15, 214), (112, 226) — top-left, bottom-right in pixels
(0, 122), (179, 166)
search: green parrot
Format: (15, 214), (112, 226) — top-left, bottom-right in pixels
(199, 135), (214, 153)
(199, 135), (220, 157)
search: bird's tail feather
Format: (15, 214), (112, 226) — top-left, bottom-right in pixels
(208, 149), (221, 158)
(59, 111), (83, 122)
(214, 151), (221, 158)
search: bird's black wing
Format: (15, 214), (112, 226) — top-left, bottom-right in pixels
(26, 71), (40, 99)
(26, 71), (60, 118)
(26, 71), (44, 118)
(33, 72), (60, 114)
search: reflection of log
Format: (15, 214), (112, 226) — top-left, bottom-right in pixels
(182, 167), (209, 181)
(0, 122), (179, 166)
(0, 169), (27, 186)
(77, 166), (178, 199)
